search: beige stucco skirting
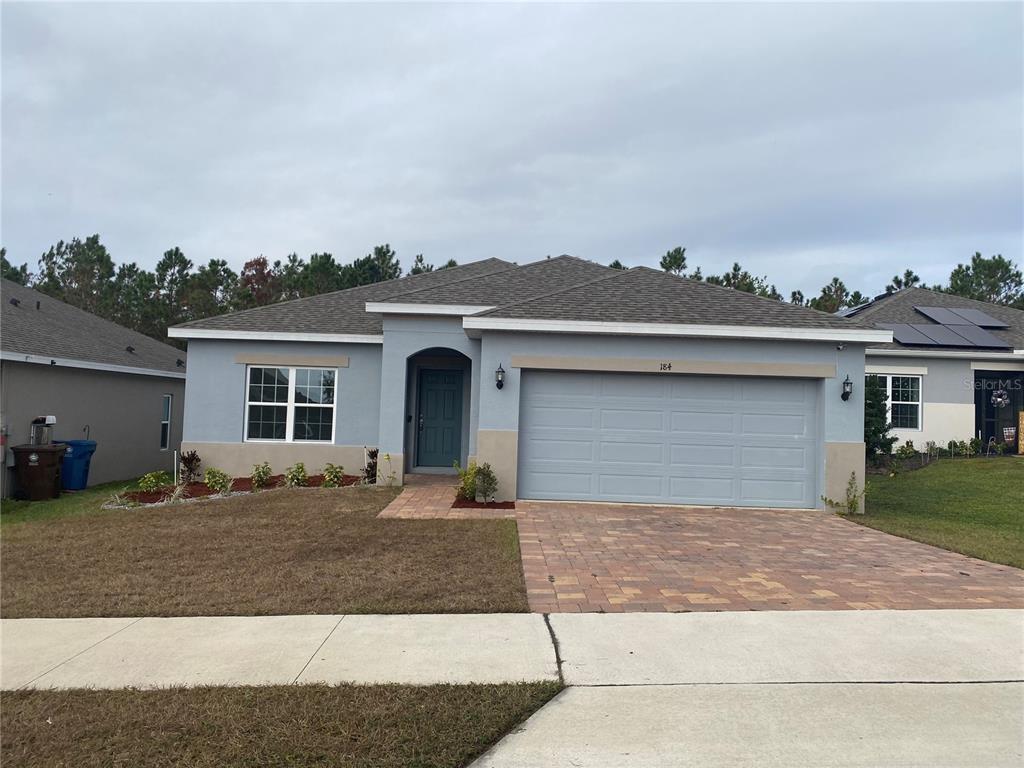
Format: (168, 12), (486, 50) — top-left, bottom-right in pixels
(824, 442), (866, 512)
(476, 429), (519, 502)
(180, 442), (367, 478)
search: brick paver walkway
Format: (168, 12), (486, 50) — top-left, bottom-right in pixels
(380, 481), (1024, 613)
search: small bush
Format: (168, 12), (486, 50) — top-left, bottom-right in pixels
(322, 463), (345, 488)
(204, 467), (232, 495)
(284, 462), (308, 487)
(822, 471), (867, 515)
(363, 448), (379, 485)
(179, 450), (202, 484)
(968, 437), (982, 456)
(250, 461), (273, 489)
(454, 460), (479, 501)
(138, 471), (171, 492)
(475, 463), (498, 502)
(894, 440), (917, 461)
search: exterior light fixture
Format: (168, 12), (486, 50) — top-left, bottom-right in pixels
(841, 375), (853, 401)
(495, 364), (505, 390)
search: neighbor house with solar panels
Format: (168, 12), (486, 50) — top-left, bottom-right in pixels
(170, 256), (894, 509)
(1, 279), (186, 497)
(843, 288), (1023, 453)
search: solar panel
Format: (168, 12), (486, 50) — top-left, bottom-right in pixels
(876, 323), (937, 345)
(910, 324), (976, 347)
(946, 308), (1009, 328)
(914, 306), (969, 325)
(944, 324), (1012, 349)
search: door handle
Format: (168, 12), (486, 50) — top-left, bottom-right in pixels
(418, 415), (424, 432)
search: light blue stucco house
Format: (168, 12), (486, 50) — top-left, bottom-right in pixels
(169, 256), (891, 507)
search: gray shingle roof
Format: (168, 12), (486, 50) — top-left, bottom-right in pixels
(477, 267), (875, 330)
(377, 255), (615, 306)
(173, 257), (514, 335)
(1, 279), (186, 375)
(846, 287), (1024, 350)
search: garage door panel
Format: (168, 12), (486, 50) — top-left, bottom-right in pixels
(518, 371), (820, 509)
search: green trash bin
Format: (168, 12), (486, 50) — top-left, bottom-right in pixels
(11, 444), (65, 501)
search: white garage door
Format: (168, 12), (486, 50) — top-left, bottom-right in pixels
(517, 371), (821, 508)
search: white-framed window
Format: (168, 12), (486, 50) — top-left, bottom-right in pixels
(160, 394), (173, 450)
(867, 374), (922, 430)
(245, 366), (336, 443)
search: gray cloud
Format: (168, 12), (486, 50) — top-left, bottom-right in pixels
(2, 2), (1021, 298)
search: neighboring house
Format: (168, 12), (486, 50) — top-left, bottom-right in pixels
(170, 256), (890, 508)
(843, 287), (1024, 451)
(1, 279), (186, 496)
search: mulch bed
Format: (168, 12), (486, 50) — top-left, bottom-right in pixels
(124, 474), (362, 504)
(452, 498), (516, 510)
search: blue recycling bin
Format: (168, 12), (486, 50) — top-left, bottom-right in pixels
(54, 440), (98, 490)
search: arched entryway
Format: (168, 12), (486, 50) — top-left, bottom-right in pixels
(404, 347), (472, 474)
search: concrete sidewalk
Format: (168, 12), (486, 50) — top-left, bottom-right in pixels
(3, 609), (1021, 690)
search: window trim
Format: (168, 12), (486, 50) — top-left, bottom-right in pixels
(244, 365), (337, 444)
(869, 373), (923, 432)
(160, 394), (173, 450)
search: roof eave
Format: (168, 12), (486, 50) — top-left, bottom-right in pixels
(0, 351), (186, 379)
(462, 317), (892, 344)
(167, 328), (384, 344)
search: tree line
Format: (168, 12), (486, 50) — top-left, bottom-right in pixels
(2, 238), (1021, 349)
(0, 239), (455, 347)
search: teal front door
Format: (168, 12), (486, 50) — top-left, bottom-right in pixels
(416, 369), (463, 467)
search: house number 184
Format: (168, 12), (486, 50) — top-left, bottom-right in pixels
(659, 362), (672, 371)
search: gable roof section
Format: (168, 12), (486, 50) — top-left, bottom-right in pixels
(846, 287), (1024, 351)
(171, 257), (514, 338)
(1, 279), (186, 376)
(370, 255), (615, 309)
(470, 267), (881, 336)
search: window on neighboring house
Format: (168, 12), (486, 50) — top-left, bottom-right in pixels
(245, 366), (336, 442)
(867, 374), (921, 430)
(160, 394), (173, 450)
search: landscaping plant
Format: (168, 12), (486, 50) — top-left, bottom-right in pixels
(454, 460), (479, 501)
(475, 463), (499, 502)
(138, 471), (171, 493)
(864, 375), (897, 463)
(284, 462), (308, 487)
(822, 471), (867, 515)
(363, 448), (379, 485)
(204, 468), (232, 496)
(250, 462), (273, 489)
(322, 463), (345, 488)
(179, 450), (202, 484)
(894, 440), (917, 461)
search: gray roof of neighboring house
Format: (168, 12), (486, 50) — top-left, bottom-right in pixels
(173, 257), (514, 335)
(376, 255), (615, 306)
(844, 287), (1024, 351)
(477, 266), (873, 330)
(1, 279), (186, 375)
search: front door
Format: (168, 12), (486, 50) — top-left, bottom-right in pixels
(416, 369), (463, 467)
(975, 370), (1023, 449)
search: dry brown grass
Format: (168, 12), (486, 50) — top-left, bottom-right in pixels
(1, 682), (561, 768)
(1, 486), (528, 617)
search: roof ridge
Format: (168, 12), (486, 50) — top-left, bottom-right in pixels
(475, 266), (629, 317)
(173, 256), (513, 329)
(854, 285), (1024, 322)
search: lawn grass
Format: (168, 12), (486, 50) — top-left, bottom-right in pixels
(854, 457), (1024, 569)
(0, 479), (136, 525)
(1, 682), (561, 768)
(0, 486), (529, 617)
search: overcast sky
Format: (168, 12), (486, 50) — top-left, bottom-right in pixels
(2, 2), (1021, 298)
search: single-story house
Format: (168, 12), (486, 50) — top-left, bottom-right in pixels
(1, 279), (186, 496)
(170, 256), (889, 508)
(842, 287), (1023, 451)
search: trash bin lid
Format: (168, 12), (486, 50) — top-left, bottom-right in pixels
(57, 440), (97, 448)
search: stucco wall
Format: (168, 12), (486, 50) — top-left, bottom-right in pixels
(866, 355), (975, 448)
(179, 339), (382, 476)
(1, 361), (185, 495)
(475, 332), (868, 505)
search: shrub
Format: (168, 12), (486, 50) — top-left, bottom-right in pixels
(864, 375), (897, 463)
(250, 461), (273, 489)
(454, 460), (479, 501)
(363, 448), (379, 485)
(822, 471), (867, 515)
(322, 463), (345, 488)
(284, 462), (308, 487)
(475, 463), (498, 502)
(894, 440), (917, 461)
(204, 467), (232, 495)
(179, 450), (202, 484)
(968, 437), (982, 456)
(379, 453), (398, 486)
(138, 471), (171, 492)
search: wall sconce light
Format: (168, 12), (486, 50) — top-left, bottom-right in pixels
(841, 375), (853, 401)
(495, 364), (505, 390)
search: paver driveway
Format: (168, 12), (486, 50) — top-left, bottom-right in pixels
(381, 479), (1024, 613)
